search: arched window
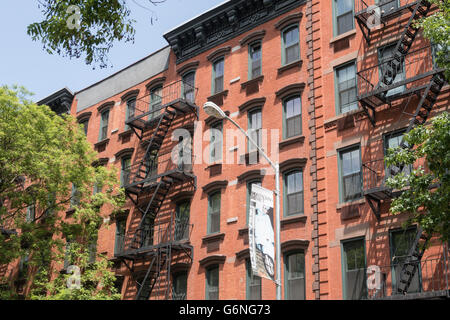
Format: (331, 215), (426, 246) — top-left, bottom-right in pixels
(248, 41), (262, 80)
(283, 170), (304, 217)
(283, 95), (302, 139)
(284, 251), (305, 300)
(212, 58), (224, 94)
(282, 25), (300, 65)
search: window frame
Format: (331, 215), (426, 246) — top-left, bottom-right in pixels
(246, 179), (262, 225)
(212, 57), (225, 95)
(282, 95), (302, 139)
(79, 119), (89, 136)
(333, 0), (355, 37)
(247, 107), (262, 153)
(182, 71), (196, 103)
(114, 218), (126, 256)
(175, 200), (190, 241)
(340, 237), (367, 300)
(334, 60), (358, 115)
(283, 169), (304, 217)
(281, 24), (300, 66)
(210, 121), (223, 164)
(246, 258), (262, 300)
(172, 271), (188, 300)
(120, 156), (131, 187)
(205, 265), (219, 300)
(284, 250), (306, 300)
(149, 86), (163, 120)
(98, 109), (110, 142)
(125, 97), (136, 131)
(248, 41), (262, 80)
(337, 144), (363, 203)
(207, 191), (221, 235)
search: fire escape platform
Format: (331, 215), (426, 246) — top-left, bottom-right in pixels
(374, 290), (449, 300)
(125, 169), (196, 195)
(115, 241), (193, 261)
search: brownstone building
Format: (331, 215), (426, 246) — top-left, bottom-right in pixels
(3, 0), (449, 300)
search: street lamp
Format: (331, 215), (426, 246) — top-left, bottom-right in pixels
(203, 101), (282, 300)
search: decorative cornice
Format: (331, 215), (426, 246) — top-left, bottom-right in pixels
(202, 180), (228, 194)
(277, 59), (303, 75)
(279, 158), (307, 173)
(239, 30), (266, 46)
(199, 254), (226, 268)
(121, 89), (140, 102)
(170, 191), (195, 203)
(238, 97), (266, 113)
(279, 135), (305, 149)
(177, 61), (200, 75)
(145, 77), (166, 90)
(171, 263), (191, 274)
(240, 75), (264, 90)
(207, 46), (231, 62)
(275, 82), (306, 99)
(274, 12), (303, 30)
(237, 169), (266, 183)
(280, 215), (307, 227)
(202, 232), (225, 244)
(164, 0), (304, 64)
(205, 112), (229, 127)
(77, 111), (92, 122)
(235, 248), (250, 260)
(97, 101), (114, 113)
(114, 148), (135, 159)
(281, 239), (310, 253)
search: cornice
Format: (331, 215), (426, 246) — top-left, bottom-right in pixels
(97, 101), (114, 113)
(239, 29), (266, 46)
(176, 61), (200, 75)
(238, 97), (266, 113)
(207, 46), (231, 62)
(274, 12), (303, 30)
(120, 89), (140, 102)
(145, 77), (166, 90)
(275, 82), (306, 99)
(279, 158), (307, 173)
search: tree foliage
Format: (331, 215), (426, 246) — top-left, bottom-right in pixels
(385, 112), (450, 242)
(0, 85), (125, 299)
(28, 0), (166, 69)
(417, 0), (450, 79)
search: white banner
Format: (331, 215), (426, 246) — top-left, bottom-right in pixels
(248, 184), (275, 281)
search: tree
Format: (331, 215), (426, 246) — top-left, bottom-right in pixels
(0, 85), (125, 299)
(385, 112), (450, 242)
(417, 0), (450, 79)
(28, 0), (166, 69)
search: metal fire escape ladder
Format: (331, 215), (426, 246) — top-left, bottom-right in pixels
(376, 0), (432, 102)
(396, 227), (431, 294)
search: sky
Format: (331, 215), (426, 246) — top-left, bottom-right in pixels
(0, 0), (226, 102)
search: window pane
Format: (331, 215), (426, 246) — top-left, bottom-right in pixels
(250, 44), (262, 79)
(183, 72), (195, 103)
(173, 272), (188, 300)
(378, 44), (406, 96)
(343, 239), (366, 300)
(283, 27), (299, 64)
(209, 193), (221, 234)
(207, 267), (219, 300)
(246, 259), (262, 300)
(337, 63), (357, 114)
(214, 59), (224, 94)
(286, 253), (305, 300)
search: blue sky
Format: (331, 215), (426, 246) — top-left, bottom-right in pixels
(0, 0), (225, 102)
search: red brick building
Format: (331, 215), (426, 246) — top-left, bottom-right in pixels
(4, 0), (449, 300)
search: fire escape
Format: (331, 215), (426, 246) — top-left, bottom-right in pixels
(355, 0), (447, 297)
(115, 80), (197, 300)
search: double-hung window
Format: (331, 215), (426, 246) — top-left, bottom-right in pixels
(378, 43), (406, 97)
(334, 0), (354, 36)
(335, 62), (358, 114)
(175, 201), (190, 241)
(284, 96), (302, 138)
(246, 259), (262, 300)
(206, 265), (219, 300)
(99, 109), (109, 141)
(183, 72), (196, 103)
(125, 98), (136, 130)
(282, 25), (300, 65)
(342, 238), (367, 300)
(384, 130), (411, 179)
(248, 109), (262, 153)
(121, 156), (131, 187)
(172, 272), (188, 300)
(284, 251), (305, 300)
(114, 219), (126, 256)
(207, 192), (221, 234)
(212, 58), (224, 94)
(149, 86), (162, 120)
(246, 180), (262, 225)
(79, 119), (89, 136)
(70, 183), (80, 208)
(210, 122), (223, 163)
(338, 146), (362, 202)
(284, 170), (304, 217)
(249, 42), (262, 79)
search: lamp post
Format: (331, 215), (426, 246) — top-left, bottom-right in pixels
(203, 101), (282, 300)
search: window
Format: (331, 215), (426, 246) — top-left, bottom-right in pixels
(246, 180), (262, 225)
(248, 109), (262, 152)
(79, 119), (89, 136)
(335, 62), (358, 114)
(342, 238), (367, 300)
(183, 72), (196, 103)
(282, 25), (300, 65)
(26, 205), (35, 223)
(175, 201), (190, 241)
(88, 234), (97, 264)
(284, 171), (304, 216)
(146, 150), (158, 178)
(142, 215), (155, 248)
(284, 251), (305, 300)
(121, 156), (131, 187)
(64, 238), (73, 270)
(246, 259), (262, 300)
(207, 192), (221, 234)
(99, 109), (109, 141)
(283, 96), (302, 138)
(249, 42), (262, 79)
(125, 98), (136, 130)
(210, 122), (223, 163)
(390, 228), (422, 294)
(378, 43), (406, 97)
(384, 130), (411, 179)
(206, 265), (219, 300)
(338, 146), (362, 202)
(70, 183), (80, 208)
(212, 58), (224, 94)
(334, 0), (354, 36)
(172, 272), (188, 300)
(149, 86), (162, 120)
(114, 219), (126, 256)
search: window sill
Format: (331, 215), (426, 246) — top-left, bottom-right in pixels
(94, 138), (110, 149)
(240, 75), (264, 89)
(278, 60), (303, 75)
(202, 232), (225, 244)
(207, 90), (228, 106)
(280, 214), (307, 227)
(279, 135), (305, 149)
(206, 163), (223, 177)
(238, 227), (249, 236)
(118, 129), (133, 139)
(329, 29), (356, 44)
(324, 108), (366, 132)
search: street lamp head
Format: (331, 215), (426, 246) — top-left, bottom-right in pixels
(203, 101), (227, 119)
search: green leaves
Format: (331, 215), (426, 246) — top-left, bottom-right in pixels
(385, 112), (450, 242)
